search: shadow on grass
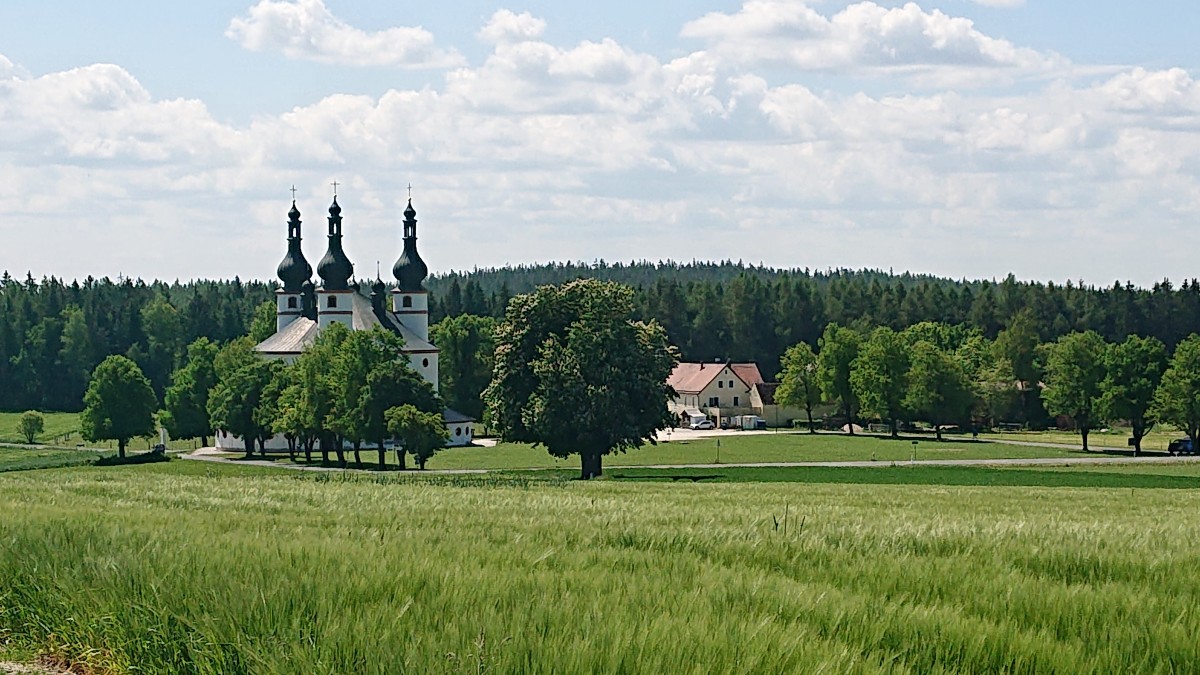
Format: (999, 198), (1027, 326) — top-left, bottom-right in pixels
(611, 465), (1200, 489)
(95, 452), (171, 467)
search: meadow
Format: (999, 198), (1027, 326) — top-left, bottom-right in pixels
(3, 460), (1200, 673)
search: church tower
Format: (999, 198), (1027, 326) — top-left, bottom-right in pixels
(316, 195), (354, 330)
(392, 198), (430, 341)
(392, 197), (438, 387)
(275, 200), (312, 332)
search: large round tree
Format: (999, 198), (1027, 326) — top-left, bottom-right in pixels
(485, 279), (678, 479)
(81, 355), (157, 458)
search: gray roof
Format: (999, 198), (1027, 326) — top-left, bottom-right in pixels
(255, 290), (436, 355)
(443, 408), (475, 424)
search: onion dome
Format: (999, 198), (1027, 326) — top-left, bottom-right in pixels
(276, 201), (312, 292)
(370, 276), (387, 315)
(317, 196), (354, 290)
(392, 198), (428, 291)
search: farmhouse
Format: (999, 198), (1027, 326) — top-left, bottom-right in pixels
(215, 194), (474, 450)
(667, 361), (764, 426)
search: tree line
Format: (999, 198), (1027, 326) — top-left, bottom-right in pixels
(9, 261), (1200, 413)
(777, 320), (1200, 453)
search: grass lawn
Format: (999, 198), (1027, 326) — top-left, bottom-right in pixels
(413, 432), (1102, 472)
(978, 426), (1188, 451)
(2, 460), (1200, 673)
(0, 411), (82, 445)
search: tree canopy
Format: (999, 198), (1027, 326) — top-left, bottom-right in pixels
(1042, 331), (1108, 451)
(485, 279), (678, 479)
(80, 355), (157, 458)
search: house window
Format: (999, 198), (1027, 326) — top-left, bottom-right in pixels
(708, 396), (719, 407)
(718, 381), (723, 389)
(403, 296), (413, 308)
(328, 296), (337, 308)
(729, 380), (734, 388)
(455, 427), (462, 437)
(287, 297), (297, 309)
(422, 358), (430, 368)
(733, 396), (740, 406)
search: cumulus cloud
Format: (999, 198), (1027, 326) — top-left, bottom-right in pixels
(226, 0), (463, 68)
(681, 0), (1061, 79)
(1, 5), (1198, 286)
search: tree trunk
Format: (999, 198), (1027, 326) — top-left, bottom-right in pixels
(320, 436), (330, 464)
(304, 438), (313, 464)
(334, 436), (346, 467)
(806, 407), (815, 434)
(890, 418), (899, 439)
(935, 425), (944, 442)
(287, 436), (297, 462)
(201, 434), (209, 448)
(418, 456), (427, 470)
(396, 447), (407, 471)
(1081, 426), (1090, 452)
(243, 435), (254, 459)
(580, 452), (602, 480)
(353, 442), (362, 468)
(118, 439), (127, 459)
(258, 436), (268, 457)
(1131, 420), (1145, 456)
(377, 439), (387, 471)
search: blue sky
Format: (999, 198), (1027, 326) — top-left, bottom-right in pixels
(0, 1), (1197, 286)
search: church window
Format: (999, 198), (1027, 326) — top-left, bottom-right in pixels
(455, 427), (462, 437)
(328, 296), (338, 308)
(402, 296), (413, 308)
(422, 358), (430, 368)
(287, 297), (297, 309)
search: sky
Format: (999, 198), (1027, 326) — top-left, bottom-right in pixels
(0, 0), (1197, 287)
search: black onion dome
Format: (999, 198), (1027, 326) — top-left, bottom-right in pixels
(276, 201), (312, 293)
(392, 198), (428, 292)
(317, 197), (354, 290)
(371, 277), (386, 295)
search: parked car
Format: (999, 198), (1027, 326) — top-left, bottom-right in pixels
(1168, 438), (1195, 455)
(689, 419), (715, 430)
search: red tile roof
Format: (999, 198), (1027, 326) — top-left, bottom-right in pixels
(667, 362), (764, 394)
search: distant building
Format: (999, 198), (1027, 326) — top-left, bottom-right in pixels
(666, 361), (763, 426)
(215, 194), (474, 450)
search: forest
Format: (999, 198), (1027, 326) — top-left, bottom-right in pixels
(4, 262), (1200, 415)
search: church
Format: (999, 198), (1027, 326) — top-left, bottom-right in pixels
(214, 191), (475, 450)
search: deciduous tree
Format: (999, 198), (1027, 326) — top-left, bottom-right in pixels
(851, 327), (911, 438)
(817, 323), (861, 433)
(485, 280), (677, 479)
(904, 341), (974, 440)
(386, 404), (449, 470)
(1153, 334), (1200, 450)
(1101, 335), (1168, 455)
(81, 355), (157, 458)
(776, 341), (822, 433)
(161, 337), (218, 447)
(1042, 331), (1108, 451)
(19, 410), (43, 444)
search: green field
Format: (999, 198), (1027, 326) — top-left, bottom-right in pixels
(0, 445), (107, 472)
(3, 460), (1200, 673)
(0, 411), (83, 445)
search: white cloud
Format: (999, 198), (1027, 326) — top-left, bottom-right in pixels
(226, 0), (463, 68)
(477, 10), (546, 45)
(681, 1), (1061, 79)
(0, 5), (1198, 287)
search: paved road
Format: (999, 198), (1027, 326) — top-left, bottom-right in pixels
(183, 446), (1200, 474)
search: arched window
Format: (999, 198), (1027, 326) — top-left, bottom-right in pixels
(422, 358), (430, 368)
(402, 296), (413, 308)
(287, 297), (297, 309)
(328, 296), (337, 308)
(455, 427), (462, 437)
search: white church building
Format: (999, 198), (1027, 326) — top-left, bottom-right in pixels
(215, 193), (474, 450)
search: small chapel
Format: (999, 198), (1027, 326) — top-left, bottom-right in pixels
(214, 190), (475, 450)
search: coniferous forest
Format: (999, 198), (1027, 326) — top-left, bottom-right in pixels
(4, 262), (1200, 413)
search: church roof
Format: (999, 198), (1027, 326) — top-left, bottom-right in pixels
(443, 408), (475, 424)
(254, 290), (436, 355)
(256, 317), (318, 355)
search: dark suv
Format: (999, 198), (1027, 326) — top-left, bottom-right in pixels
(1168, 438), (1195, 455)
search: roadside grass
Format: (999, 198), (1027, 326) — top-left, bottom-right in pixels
(978, 427), (1187, 451)
(608, 463), (1200, 488)
(0, 446), (108, 473)
(417, 432), (1097, 472)
(2, 462), (1200, 672)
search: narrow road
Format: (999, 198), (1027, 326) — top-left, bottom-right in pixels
(183, 447), (1200, 474)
